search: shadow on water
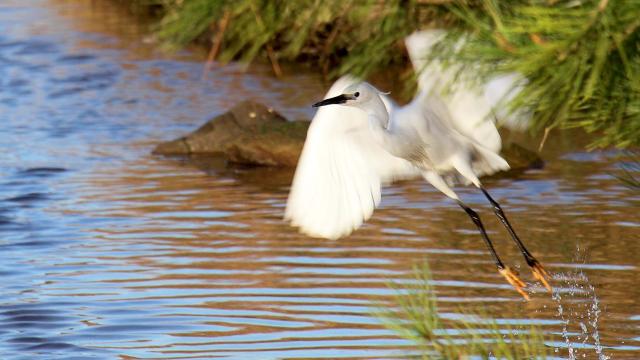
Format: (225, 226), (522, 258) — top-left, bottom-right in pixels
(0, 0), (638, 359)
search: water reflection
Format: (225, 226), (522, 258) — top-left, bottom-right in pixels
(0, 1), (638, 359)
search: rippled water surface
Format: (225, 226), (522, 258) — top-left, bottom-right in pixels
(1, 1), (639, 359)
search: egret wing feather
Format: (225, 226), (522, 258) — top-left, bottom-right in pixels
(404, 31), (510, 181)
(484, 74), (530, 131)
(405, 30), (509, 153)
(285, 76), (419, 240)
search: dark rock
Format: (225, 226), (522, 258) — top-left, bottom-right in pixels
(153, 101), (309, 167)
(500, 142), (545, 171)
(153, 100), (543, 171)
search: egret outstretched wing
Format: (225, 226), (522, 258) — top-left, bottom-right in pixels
(404, 30), (510, 181)
(285, 76), (419, 240)
(404, 29), (526, 153)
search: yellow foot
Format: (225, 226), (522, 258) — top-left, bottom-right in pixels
(499, 267), (529, 300)
(529, 259), (552, 293)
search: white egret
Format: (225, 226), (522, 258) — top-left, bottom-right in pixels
(285, 30), (550, 299)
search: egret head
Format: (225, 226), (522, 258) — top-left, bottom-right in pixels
(312, 82), (381, 109)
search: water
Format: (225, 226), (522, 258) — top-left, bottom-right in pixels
(1, 1), (639, 359)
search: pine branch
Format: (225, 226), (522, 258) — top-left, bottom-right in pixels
(432, 0), (640, 148)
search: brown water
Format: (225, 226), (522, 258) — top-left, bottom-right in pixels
(1, 1), (638, 359)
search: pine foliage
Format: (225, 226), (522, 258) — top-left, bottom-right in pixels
(150, 0), (417, 78)
(618, 150), (640, 190)
(123, 0), (640, 148)
(433, 0), (640, 148)
(376, 263), (551, 359)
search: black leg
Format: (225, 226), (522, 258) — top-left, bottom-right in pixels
(480, 188), (534, 262)
(457, 201), (528, 299)
(480, 187), (551, 291)
(458, 201), (504, 269)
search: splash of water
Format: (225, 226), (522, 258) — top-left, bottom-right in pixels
(552, 268), (609, 360)
(553, 290), (575, 359)
(587, 282), (608, 360)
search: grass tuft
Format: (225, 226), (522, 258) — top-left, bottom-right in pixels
(376, 262), (551, 359)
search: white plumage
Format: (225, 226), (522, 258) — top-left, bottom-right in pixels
(405, 30), (530, 134)
(286, 30), (515, 240)
(285, 29), (553, 297)
(284, 76), (419, 240)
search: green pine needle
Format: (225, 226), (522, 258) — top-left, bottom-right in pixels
(375, 262), (551, 359)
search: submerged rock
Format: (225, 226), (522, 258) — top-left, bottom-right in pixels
(153, 101), (542, 171)
(153, 101), (308, 167)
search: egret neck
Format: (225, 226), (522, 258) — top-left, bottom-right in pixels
(362, 94), (394, 151)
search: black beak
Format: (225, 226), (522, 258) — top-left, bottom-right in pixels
(312, 94), (354, 108)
